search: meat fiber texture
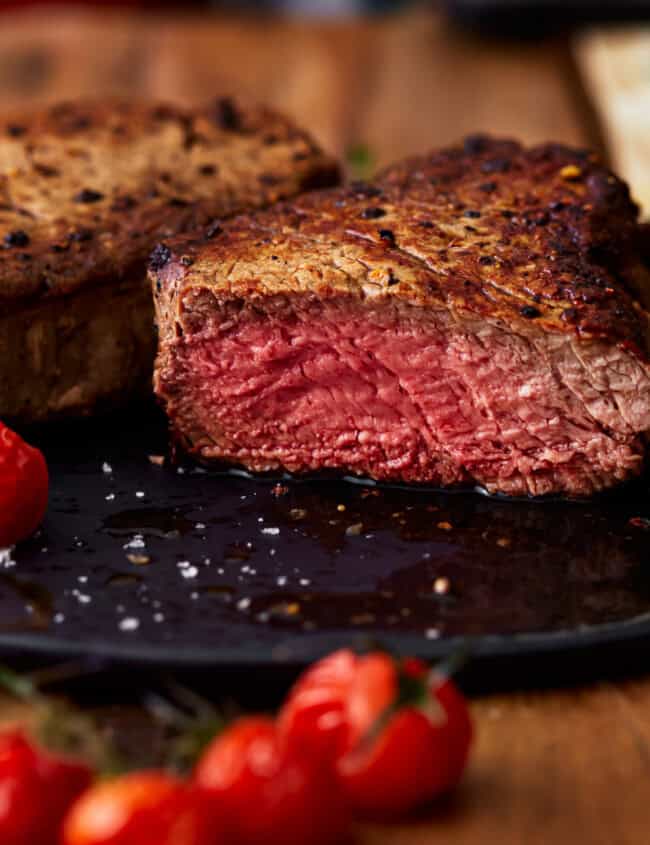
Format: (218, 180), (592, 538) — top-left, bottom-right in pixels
(0, 98), (339, 422)
(152, 136), (650, 497)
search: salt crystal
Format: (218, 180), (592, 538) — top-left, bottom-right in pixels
(123, 535), (145, 550)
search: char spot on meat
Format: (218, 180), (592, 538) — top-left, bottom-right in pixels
(214, 97), (242, 132)
(520, 305), (541, 318)
(479, 181), (497, 193)
(68, 227), (93, 242)
(481, 158), (511, 174)
(149, 243), (172, 271)
(378, 228), (396, 247)
(361, 207), (386, 219)
(530, 211), (550, 227)
(205, 222), (223, 239)
(152, 105), (175, 121)
(350, 181), (383, 199)
(6, 124), (26, 137)
(561, 307), (579, 322)
(74, 188), (104, 204)
(463, 134), (490, 155)
(3, 230), (30, 248)
(464, 209), (481, 219)
(33, 163), (59, 178)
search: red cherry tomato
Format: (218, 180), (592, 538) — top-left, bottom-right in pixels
(62, 771), (212, 845)
(277, 649), (357, 765)
(0, 422), (48, 548)
(279, 649), (473, 818)
(195, 716), (350, 845)
(0, 729), (93, 845)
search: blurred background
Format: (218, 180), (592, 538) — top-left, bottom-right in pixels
(0, 0), (647, 212)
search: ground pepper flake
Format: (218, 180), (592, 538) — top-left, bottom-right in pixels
(127, 553), (151, 566)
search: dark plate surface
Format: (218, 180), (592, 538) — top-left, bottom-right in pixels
(3, 407), (650, 690)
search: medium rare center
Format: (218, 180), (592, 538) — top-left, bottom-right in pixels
(162, 294), (648, 497)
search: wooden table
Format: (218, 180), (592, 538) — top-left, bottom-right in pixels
(1, 5), (649, 842)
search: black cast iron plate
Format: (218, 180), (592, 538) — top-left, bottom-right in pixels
(2, 408), (650, 689)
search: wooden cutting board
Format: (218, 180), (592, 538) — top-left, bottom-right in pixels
(576, 26), (650, 218)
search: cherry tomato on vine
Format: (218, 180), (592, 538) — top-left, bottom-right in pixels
(279, 649), (473, 818)
(195, 716), (350, 845)
(0, 729), (93, 845)
(63, 770), (213, 845)
(277, 648), (357, 766)
(0, 422), (48, 548)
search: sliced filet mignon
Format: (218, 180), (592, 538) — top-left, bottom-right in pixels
(152, 137), (650, 497)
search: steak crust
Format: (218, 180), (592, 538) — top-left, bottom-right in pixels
(152, 137), (650, 497)
(0, 98), (339, 421)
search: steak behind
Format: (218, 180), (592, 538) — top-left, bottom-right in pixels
(152, 137), (650, 497)
(0, 99), (339, 421)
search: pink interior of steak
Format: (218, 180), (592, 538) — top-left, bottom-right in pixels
(160, 293), (650, 497)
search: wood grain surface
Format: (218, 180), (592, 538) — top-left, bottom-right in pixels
(576, 26), (650, 217)
(0, 5), (593, 163)
(0, 5), (649, 842)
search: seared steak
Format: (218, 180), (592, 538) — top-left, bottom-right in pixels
(0, 99), (339, 421)
(152, 137), (650, 497)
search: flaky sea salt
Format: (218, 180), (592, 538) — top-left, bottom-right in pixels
(123, 535), (145, 550)
(0, 548), (16, 569)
